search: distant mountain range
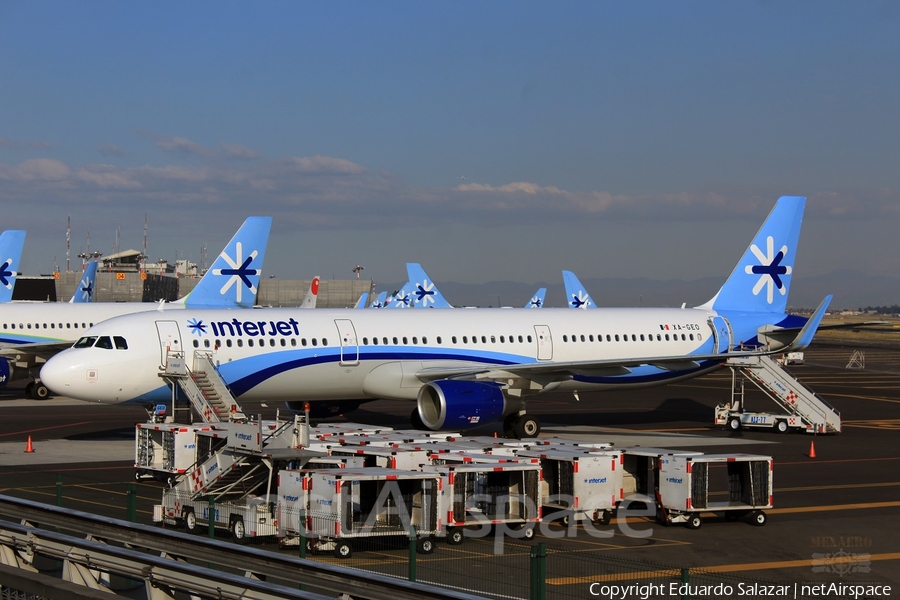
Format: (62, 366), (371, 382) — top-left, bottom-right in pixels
(376, 270), (900, 311)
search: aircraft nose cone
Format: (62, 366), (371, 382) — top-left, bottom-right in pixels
(40, 354), (74, 396)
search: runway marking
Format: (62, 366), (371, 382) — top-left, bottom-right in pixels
(546, 552), (900, 585)
(775, 481), (900, 493)
(767, 500), (900, 515)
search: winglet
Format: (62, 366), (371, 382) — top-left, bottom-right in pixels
(0, 230), (26, 303)
(757, 295), (832, 352)
(181, 216), (272, 309)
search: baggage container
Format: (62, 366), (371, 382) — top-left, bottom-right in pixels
(518, 447), (623, 525)
(280, 468), (442, 558)
(656, 453), (773, 529)
(423, 461), (542, 544)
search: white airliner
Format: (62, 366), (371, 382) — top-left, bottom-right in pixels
(41, 197), (828, 438)
(0, 217), (271, 398)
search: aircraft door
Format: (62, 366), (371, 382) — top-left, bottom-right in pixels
(334, 319), (359, 366)
(708, 316), (733, 353)
(155, 320), (183, 368)
(534, 325), (553, 361)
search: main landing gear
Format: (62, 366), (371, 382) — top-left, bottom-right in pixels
(503, 413), (541, 439)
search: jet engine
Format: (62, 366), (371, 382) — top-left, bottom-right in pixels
(0, 360), (12, 387)
(416, 380), (518, 431)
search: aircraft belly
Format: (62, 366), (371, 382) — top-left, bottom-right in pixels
(554, 364), (721, 391)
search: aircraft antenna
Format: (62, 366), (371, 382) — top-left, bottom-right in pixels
(66, 215), (71, 272)
(352, 265), (365, 280)
(141, 214), (148, 275)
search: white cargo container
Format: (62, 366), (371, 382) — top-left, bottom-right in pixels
(423, 461), (542, 544)
(656, 453), (773, 529)
(135, 422), (223, 482)
(518, 447), (623, 525)
(619, 447), (704, 499)
(281, 468), (442, 558)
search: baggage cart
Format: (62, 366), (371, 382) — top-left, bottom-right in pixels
(518, 447), (623, 526)
(281, 468), (442, 558)
(656, 453), (773, 529)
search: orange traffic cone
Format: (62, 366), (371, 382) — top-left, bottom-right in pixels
(24, 436), (34, 453)
(808, 440), (816, 458)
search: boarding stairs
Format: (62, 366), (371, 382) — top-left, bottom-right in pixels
(174, 416), (312, 502)
(160, 350), (246, 423)
(725, 354), (841, 433)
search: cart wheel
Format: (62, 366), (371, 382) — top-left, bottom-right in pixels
(560, 514), (570, 527)
(134, 471), (143, 481)
(775, 420), (789, 434)
(728, 417), (742, 431)
(334, 541), (352, 559)
(594, 511), (612, 526)
(417, 537), (435, 554)
(230, 518), (247, 544)
(686, 515), (702, 530)
(182, 509), (197, 533)
(516, 524), (536, 540)
(446, 528), (464, 545)
(751, 511), (767, 527)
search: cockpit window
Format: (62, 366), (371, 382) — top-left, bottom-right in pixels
(114, 336), (128, 350)
(74, 336), (97, 349)
(94, 336), (113, 349)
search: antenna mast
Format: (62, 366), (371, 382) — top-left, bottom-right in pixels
(66, 215), (71, 272)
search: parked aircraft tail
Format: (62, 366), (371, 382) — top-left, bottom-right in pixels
(406, 263), (453, 308)
(69, 259), (99, 303)
(179, 216), (272, 309)
(0, 230), (25, 303)
(702, 196), (805, 315)
(562, 270), (597, 309)
(526, 288), (546, 308)
(300, 276), (319, 309)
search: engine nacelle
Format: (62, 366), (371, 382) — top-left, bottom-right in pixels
(417, 380), (510, 431)
(0, 360), (11, 387)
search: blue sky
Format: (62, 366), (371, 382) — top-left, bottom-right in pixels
(2, 2), (899, 288)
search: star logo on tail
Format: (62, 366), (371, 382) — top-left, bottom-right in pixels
(570, 291), (591, 309)
(745, 235), (791, 304)
(414, 280), (436, 307)
(213, 242), (260, 303)
(0, 259), (17, 289)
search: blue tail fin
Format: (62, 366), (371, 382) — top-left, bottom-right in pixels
(70, 259), (99, 303)
(562, 270), (596, 309)
(407, 263), (453, 308)
(705, 196), (805, 315)
(181, 216), (272, 309)
(0, 230), (25, 303)
(354, 292), (369, 308)
(387, 282), (414, 308)
(526, 288), (546, 308)
(369, 291), (388, 308)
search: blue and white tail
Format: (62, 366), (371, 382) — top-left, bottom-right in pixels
(70, 259), (99, 303)
(0, 230), (25, 303)
(703, 196), (805, 315)
(562, 270), (597, 309)
(526, 287), (546, 308)
(180, 216), (272, 309)
(407, 263), (453, 308)
(369, 291), (388, 308)
(387, 282), (414, 308)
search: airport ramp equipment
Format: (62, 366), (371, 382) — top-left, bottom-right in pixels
(278, 468), (442, 558)
(421, 461), (542, 544)
(160, 350), (246, 422)
(724, 354), (841, 433)
(619, 447), (704, 500)
(518, 446), (624, 526)
(656, 453), (773, 529)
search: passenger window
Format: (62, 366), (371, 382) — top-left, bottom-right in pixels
(403, 337), (408, 345)
(563, 335), (568, 342)
(382, 337), (388, 345)
(73, 336), (97, 349)
(291, 339), (297, 347)
(312, 338), (318, 347)
(248, 339), (254, 347)
(237, 339), (243, 347)
(462, 336), (467, 343)
(203, 339), (210, 348)
(281, 339), (286, 347)
(491, 336), (496, 343)
(192, 340), (199, 348)
(500, 336), (505, 343)
(423, 336), (428, 344)
(372, 337), (378, 345)
(363, 337), (368, 345)
(227, 339), (233, 347)
(94, 336), (113, 350)
(51, 323), (55, 329)
(322, 338), (327, 346)
(640, 334), (645, 341)
(615, 334), (620, 342)
(481, 336), (487, 343)
(392, 337), (398, 345)
(527, 335), (532, 343)
(302, 338), (307, 346)
(412, 337), (417, 345)
(518, 335), (523, 343)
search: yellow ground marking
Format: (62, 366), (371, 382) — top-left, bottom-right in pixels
(547, 552), (900, 585)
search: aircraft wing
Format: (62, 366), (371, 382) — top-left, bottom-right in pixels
(0, 341), (74, 362)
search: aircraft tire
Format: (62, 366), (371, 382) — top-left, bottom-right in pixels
(513, 415), (541, 439)
(33, 384), (50, 400)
